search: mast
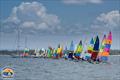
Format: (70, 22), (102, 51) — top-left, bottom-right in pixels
(25, 35), (27, 48)
(17, 25), (20, 55)
(0, 22), (2, 49)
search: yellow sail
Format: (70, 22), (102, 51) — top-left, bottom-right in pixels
(75, 45), (83, 53)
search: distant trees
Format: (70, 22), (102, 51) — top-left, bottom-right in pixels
(0, 50), (35, 55)
(110, 50), (120, 55)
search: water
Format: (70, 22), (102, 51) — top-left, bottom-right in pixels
(0, 55), (120, 80)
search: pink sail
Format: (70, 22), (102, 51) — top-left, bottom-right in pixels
(107, 31), (112, 41)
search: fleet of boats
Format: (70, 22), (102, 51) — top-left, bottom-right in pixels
(12, 31), (112, 64)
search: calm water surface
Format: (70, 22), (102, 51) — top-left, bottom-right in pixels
(0, 55), (120, 80)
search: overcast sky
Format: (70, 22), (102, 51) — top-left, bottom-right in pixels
(0, 0), (120, 50)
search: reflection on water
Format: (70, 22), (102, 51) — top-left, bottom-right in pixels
(0, 55), (120, 80)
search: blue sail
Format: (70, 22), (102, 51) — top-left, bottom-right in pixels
(93, 36), (99, 51)
(65, 46), (67, 51)
(69, 41), (74, 51)
(90, 38), (94, 45)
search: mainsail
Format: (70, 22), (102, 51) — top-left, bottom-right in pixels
(74, 40), (83, 59)
(87, 38), (94, 54)
(91, 36), (99, 61)
(57, 44), (63, 58)
(69, 41), (75, 52)
(101, 31), (112, 61)
(98, 35), (106, 58)
(75, 40), (83, 53)
(47, 46), (53, 58)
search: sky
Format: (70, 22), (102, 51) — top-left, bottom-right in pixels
(0, 0), (120, 50)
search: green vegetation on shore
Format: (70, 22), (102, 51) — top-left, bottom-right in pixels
(0, 50), (120, 55)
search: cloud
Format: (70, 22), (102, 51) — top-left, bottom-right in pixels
(91, 10), (120, 30)
(2, 2), (60, 34)
(2, 1), (119, 36)
(22, 21), (36, 28)
(63, 0), (103, 4)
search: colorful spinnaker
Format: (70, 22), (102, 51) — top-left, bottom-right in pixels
(101, 31), (112, 61)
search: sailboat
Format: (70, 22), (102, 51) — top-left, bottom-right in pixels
(87, 38), (94, 54)
(91, 36), (99, 61)
(63, 46), (68, 59)
(100, 31), (112, 62)
(20, 35), (31, 58)
(57, 44), (63, 58)
(52, 49), (58, 59)
(47, 46), (53, 58)
(68, 41), (75, 59)
(74, 40), (83, 60)
(40, 48), (47, 58)
(83, 38), (94, 60)
(21, 48), (29, 58)
(11, 25), (21, 58)
(33, 48), (40, 58)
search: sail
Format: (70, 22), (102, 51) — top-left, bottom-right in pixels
(104, 31), (112, 52)
(24, 48), (29, 53)
(35, 48), (40, 57)
(69, 41), (75, 51)
(65, 46), (67, 51)
(58, 44), (60, 48)
(87, 38), (94, 53)
(57, 44), (63, 58)
(91, 36), (99, 60)
(75, 40), (83, 53)
(101, 31), (112, 57)
(98, 35), (106, 56)
(57, 48), (62, 54)
(93, 36), (99, 51)
(47, 47), (53, 58)
(64, 46), (68, 54)
(57, 44), (62, 54)
(22, 48), (29, 57)
(53, 49), (58, 58)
